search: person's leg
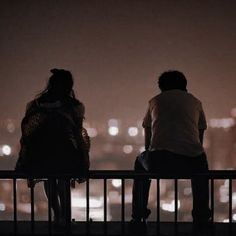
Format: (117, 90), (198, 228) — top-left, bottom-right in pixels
(57, 179), (71, 225)
(57, 179), (66, 220)
(191, 153), (211, 223)
(131, 157), (151, 220)
(131, 150), (169, 220)
(44, 180), (61, 222)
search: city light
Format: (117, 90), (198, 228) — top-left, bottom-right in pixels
(219, 180), (229, 203)
(89, 209), (105, 220)
(139, 146), (145, 153)
(6, 119), (15, 133)
(123, 145), (133, 154)
(161, 200), (180, 212)
(87, 127), (98, 138)
(111, 179), (122, 188)
(0, 203), (6, 211)
(209, 118), (235, 128)
(18, 203), (37, 214)
(233, 214), (236, 221)
(108, 118), (119, 136)
(142, 129), (145, 136)
(71, 196), (103, 208)
(108, 119), (119, 127)
(232, 193), (236, 209)
(128, 127), (138, 136)
(231, 108), (236, 117)
(1, 145), (12, 156)
(108, 126), (119, 136)
(183, 187), (192, 196)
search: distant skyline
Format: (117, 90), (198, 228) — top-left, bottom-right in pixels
(1, 0), (236, 125)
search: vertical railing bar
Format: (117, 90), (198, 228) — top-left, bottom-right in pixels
(30, 179), (35, 235)
(211, 178), (214, 223)
(229, 178), (232, 235)
(69, 178), (72, 235)
(47, 179), (52, 235)
(174, 179), (178, 235)
(65, 177), (72, 234)
(104, 178), (107, 235)
(156, 178), (160, 236)
(121, 178), (125, 235)
(86, 178), (90, 235)
(13, 178), (18, 235)
(7, 171), (236, 235)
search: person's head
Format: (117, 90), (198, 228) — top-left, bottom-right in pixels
(158, 70), (187, 92)
(38, 68), (75, 100)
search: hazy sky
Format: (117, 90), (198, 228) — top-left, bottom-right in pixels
(1, 0), (236, 125)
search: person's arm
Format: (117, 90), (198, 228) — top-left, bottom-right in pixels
(73, 102), (85, 129)
(73, 102), (91, 151)
(144, 127), (152, 150)
(143, 103), (152, 151)
(198, 103), (207, 146)
(199, 129), (204, 145)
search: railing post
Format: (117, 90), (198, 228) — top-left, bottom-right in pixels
(2, 170), (236, 235)
(86, 178), (90, 235)
(65, 177), (72, 234)
(174, 179), (178, 236)
(104, 178), (107, 235)
(229, 178), (232, 236)
(156, 178), (160, 236)
(211, 178), (214, 224)
(121, 178), (125, 235)
(30, 179), (35, 235)
(13, 178), (18, 235)
(47, 178), (52, 235)
(210, 178), (215, 236)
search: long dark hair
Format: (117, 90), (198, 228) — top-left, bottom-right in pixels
(36, 69), (77, 101)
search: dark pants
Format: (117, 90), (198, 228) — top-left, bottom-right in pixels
(132, 150), (211, 222)
(44, 179), (71, 224)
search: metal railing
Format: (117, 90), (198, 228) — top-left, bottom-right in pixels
(1, 170), (236, 235)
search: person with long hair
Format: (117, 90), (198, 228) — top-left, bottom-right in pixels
(16, 69), (90, 227)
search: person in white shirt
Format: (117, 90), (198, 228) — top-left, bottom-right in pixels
(131, 70), (211, 228)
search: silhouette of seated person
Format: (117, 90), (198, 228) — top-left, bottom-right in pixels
(16, 69), (90, 227)
(131, 70), (211, 227)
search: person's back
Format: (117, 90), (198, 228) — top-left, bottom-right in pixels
(130, 70), (211, 233)
(16, 69), (89, 174)
(20, 97), (82, 173)
(16, 69), (89, 227)
(147, 89), (206, 156)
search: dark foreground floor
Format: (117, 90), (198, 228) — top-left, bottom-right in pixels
(0, 221), (235, 236)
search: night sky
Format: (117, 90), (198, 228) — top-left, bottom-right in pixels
(1, 0), (236, 125)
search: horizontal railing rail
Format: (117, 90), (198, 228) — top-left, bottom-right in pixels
(0, 170), (236, 235)
(1, 170), (236, 178)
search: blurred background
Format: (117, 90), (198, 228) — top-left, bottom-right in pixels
(0, 0), (236, 223)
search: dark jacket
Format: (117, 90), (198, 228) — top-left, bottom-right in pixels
(16, 96), (90, 174)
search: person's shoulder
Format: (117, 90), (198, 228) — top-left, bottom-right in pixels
(185, 93), (205, 111)
(68, 98), (85, 117)
(25, 99), (39, 115)
(66, 96), (81, 105)
(72, 98), (85, 110)
(26, 100), (35, 110)
(147, 94), (161, 111)
(186, 92), (202, 104)
(149, 94), (161, 103)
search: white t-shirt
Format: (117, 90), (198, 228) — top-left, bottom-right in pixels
(143, 90), (207, 157)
